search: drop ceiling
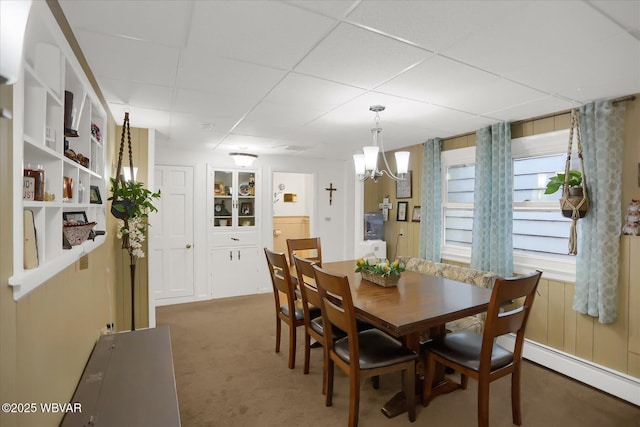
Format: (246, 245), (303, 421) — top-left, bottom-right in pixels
(58, 0), (640, 161)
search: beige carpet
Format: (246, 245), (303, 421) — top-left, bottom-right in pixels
(156, 293), (640, 427)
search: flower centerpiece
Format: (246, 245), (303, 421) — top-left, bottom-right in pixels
(355, 257), (405, 287)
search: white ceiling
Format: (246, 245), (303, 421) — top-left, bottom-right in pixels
(58, 0), (640, 161)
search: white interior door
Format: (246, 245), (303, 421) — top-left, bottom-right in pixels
(149, 165), (195, 304)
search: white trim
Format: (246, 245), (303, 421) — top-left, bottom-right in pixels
(497, 335), (640, 406)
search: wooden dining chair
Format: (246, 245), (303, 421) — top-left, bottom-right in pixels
(287, 237), (322, 267)
(264, 248), (319, 369)
(313, 265), (417, 427)
(293, 254), (340, 394)
(422, 270), (543, 427)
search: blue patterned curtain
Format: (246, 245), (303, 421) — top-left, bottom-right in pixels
(470, 123), (513, 277)
(419, 138), (442, 261)
(574, 101), (626, 324)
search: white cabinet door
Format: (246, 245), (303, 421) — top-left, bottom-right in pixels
(209, 247), (259, 298)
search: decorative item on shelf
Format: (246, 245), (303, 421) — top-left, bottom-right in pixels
(108, 112), (161, 331)
(63, 176), (73, 202)
(77, 180), (85, 203)
(622, 199), (640, 236)
(23, 164), (44, 201)
(355, 257), (404, 288)
(45, 126), (56, 149)
(89, 185), (102, 204)
(23, 175), (35, 200)
(64, 90), (79, 137)
(239, 182), (250, 196)
(64, 148), (90, 168)
(353, 105), (410, 183)
(544, 109), (589, 255)
(214, 200), (231, 216)
(91, 122), (101, 142)
(62, 211), (96, 247)
(23, 209), (38, 269)
(249, 176), (255, 195)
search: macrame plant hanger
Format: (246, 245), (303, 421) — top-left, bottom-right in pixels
(111, 112), (138, 330)
(561, 109), (589, 255)
(111, 112), (135, 221)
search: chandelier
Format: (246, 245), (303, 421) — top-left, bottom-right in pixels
(353, 105), (409, 182)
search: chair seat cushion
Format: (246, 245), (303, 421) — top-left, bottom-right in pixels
(280, 304), (320, 321)
(310, 317), (346, 340)
(334, 329), (417, 369)
(426, 330), (513, 372)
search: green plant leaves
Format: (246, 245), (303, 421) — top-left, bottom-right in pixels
(544, 170), (582, 194)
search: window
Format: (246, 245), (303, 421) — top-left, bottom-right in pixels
(441, 130), (576, 281)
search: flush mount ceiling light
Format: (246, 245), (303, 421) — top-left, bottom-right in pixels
(353, 105), (410, 182)
(229, 152), (258, 167)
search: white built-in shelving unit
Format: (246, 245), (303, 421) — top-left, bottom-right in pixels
(9, 2), (107, 300)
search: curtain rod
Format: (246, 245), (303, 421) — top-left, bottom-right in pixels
(509, 94), (636, 126)
(442, 94), (637, 142)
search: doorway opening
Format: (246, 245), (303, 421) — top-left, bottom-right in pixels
(272, 171), (314, 257)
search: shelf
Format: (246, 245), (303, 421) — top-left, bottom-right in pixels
(8, 233), (107, 300)
(11, 2), (108, 302)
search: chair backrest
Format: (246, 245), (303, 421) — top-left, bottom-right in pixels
(264, 248), (296, 312)
(292, 254), (321, 315)
(287, 237), (322, 267)
(312, 265), (359, 364)
(481, 270), (542, 365)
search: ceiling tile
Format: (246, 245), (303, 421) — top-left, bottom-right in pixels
(284, 0), (359, 19)
(171, 88), (255, 123)
(347, 0), (521, 53)
(177, 52), (286, 98)
(590, 0), (640, 39)
(376, 56), (550, 115)
(443, 1), (627, 78)
(98, 77), (173, 111)
(264, 73), (365, 109)
(60, 0), (191, 47)
(74, 29), (180, 87)
(507, 33), (640, 102)
(294, 23), (432, 89)
(186, 1), (336, 69)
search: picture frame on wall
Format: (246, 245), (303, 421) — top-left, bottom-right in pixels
(397, 201), (408, 221)
(412, 206), (421, 222)
(396, 170), (412, 198)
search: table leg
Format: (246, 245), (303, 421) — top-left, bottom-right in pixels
(381, 325), (461, 417)
(380, 331), (422, 418)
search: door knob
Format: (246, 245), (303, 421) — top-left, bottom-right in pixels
(186, 243), (192, 249)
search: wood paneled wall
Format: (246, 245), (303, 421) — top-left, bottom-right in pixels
(273, 216), (310, 261)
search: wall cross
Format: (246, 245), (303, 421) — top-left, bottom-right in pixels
(379, 197), (392, 221)
(325, 183), (337, 206)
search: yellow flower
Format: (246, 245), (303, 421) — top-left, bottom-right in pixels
(392, 260), (399, 268)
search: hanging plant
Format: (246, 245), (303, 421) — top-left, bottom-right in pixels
(108, 112), (161, 330)
(108, 178), (160, 258)
(550, 109), (590, 255)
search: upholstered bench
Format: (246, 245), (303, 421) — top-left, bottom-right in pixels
(396, 257), (498, 334)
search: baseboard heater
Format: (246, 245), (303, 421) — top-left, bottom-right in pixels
(497, 335), (640, 406)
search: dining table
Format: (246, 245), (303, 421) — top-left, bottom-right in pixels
(321, 260), (492, 416)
